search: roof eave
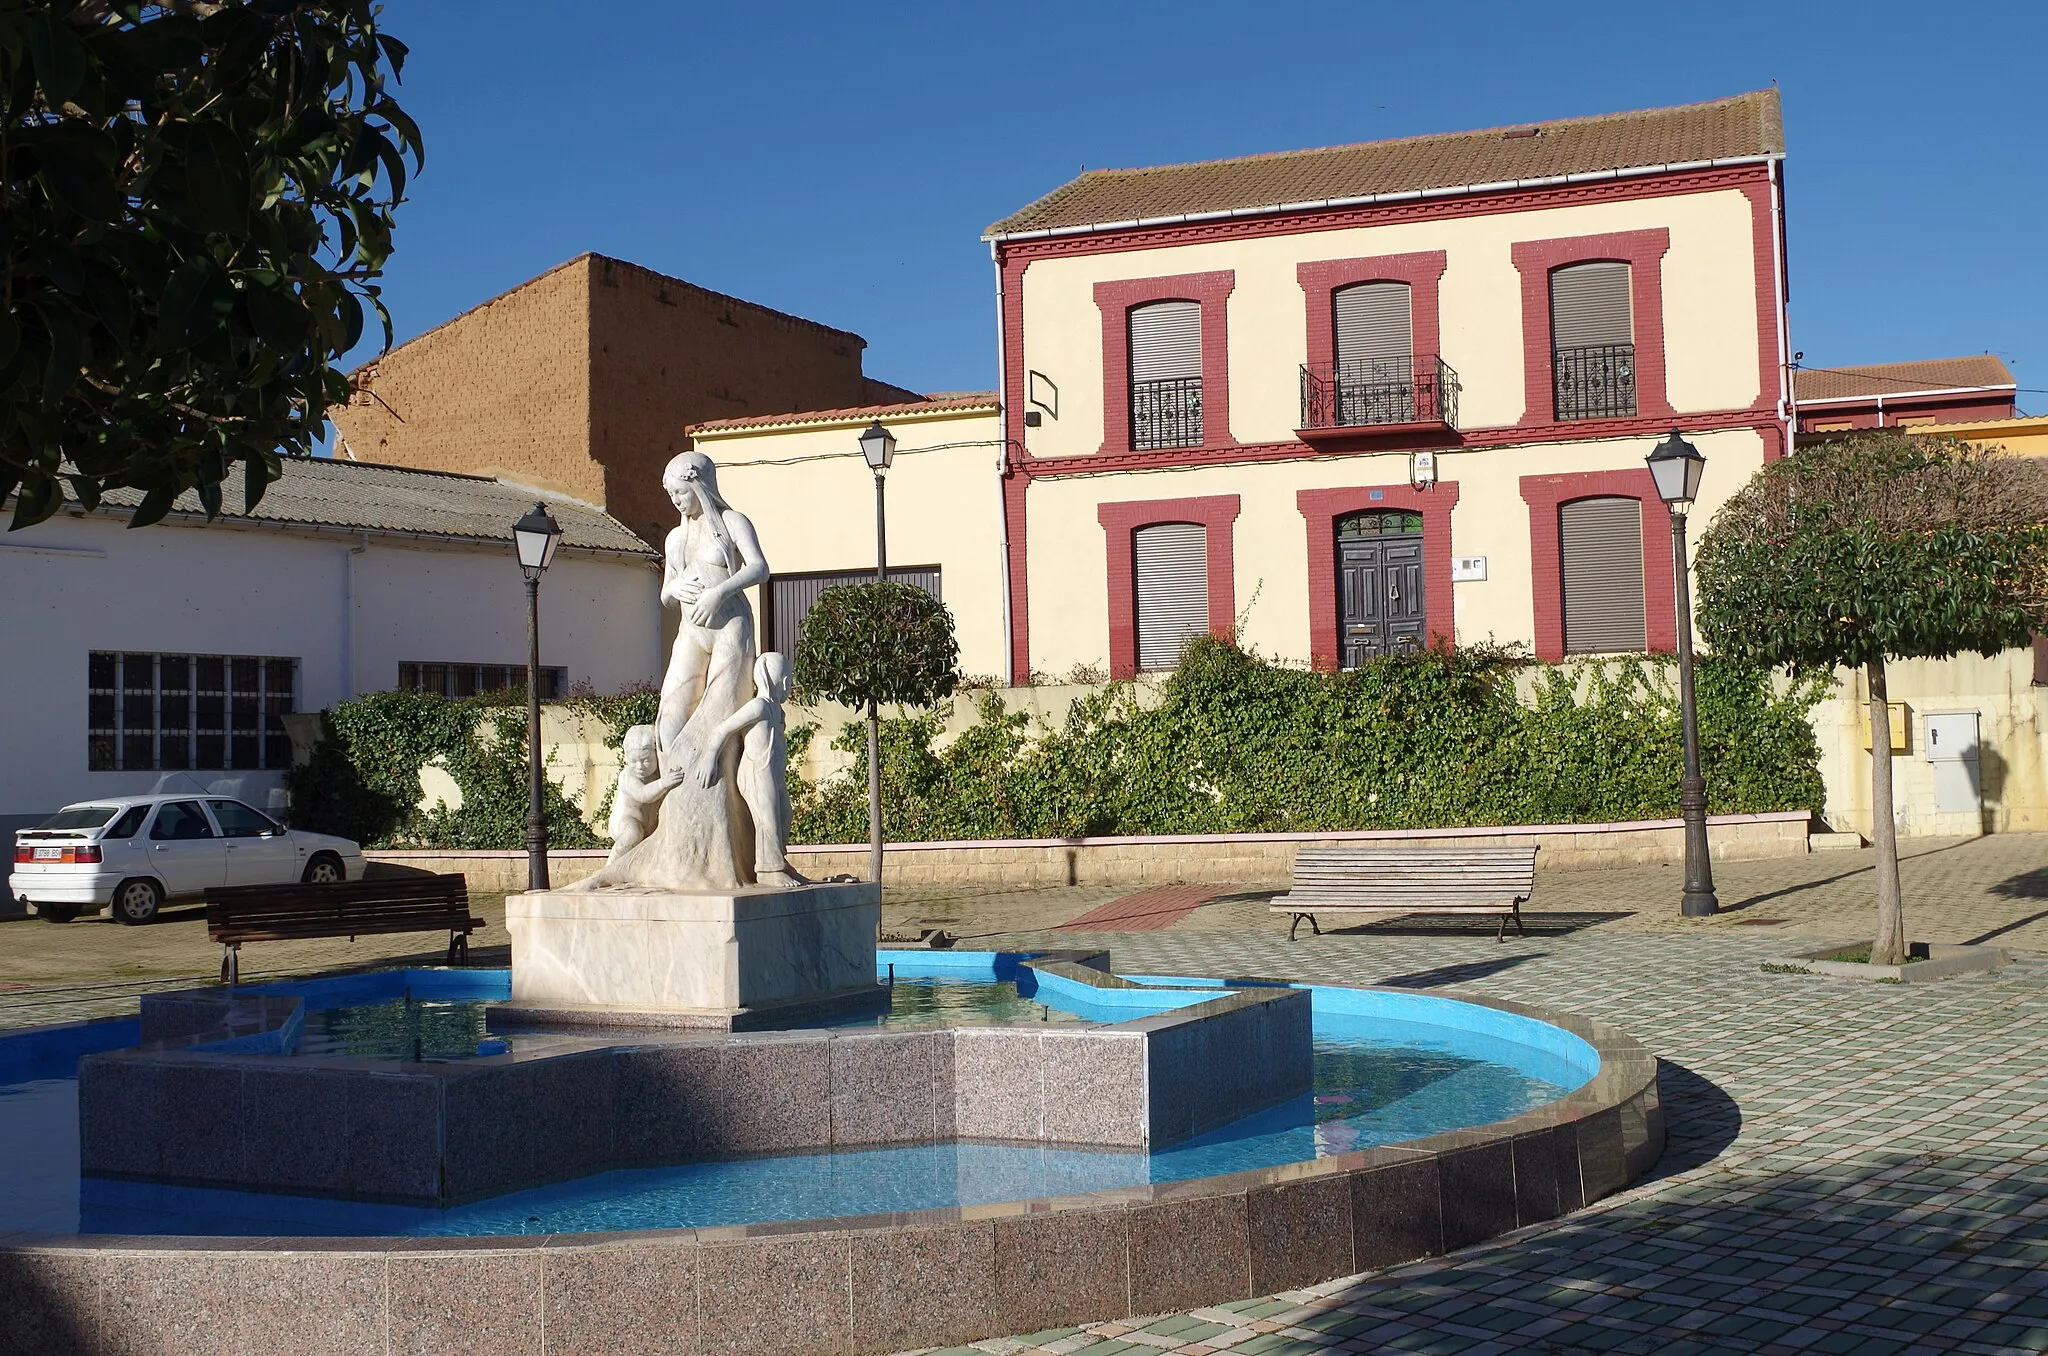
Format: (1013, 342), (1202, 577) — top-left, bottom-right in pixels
(1796, 384), (2020, 407)
(984, 153), (1782, 243)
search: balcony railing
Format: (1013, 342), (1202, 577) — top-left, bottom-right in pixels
(1553, 343), (1636, 420)
(1132, 376), (1203, 450)
(1299, 355), (1459, 432)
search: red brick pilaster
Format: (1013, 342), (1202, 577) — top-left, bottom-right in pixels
(1295, 483), (1460, 670)
(1097, 495), (1241, 678)
(1519, 469), (1677, 663)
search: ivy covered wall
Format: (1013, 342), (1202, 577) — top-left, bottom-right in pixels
(288, 641), (1827, 849)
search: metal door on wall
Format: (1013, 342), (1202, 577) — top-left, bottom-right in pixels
(1337, 511), (1425, 668)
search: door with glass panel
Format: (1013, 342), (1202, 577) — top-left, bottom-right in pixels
(1337, 511), (1425, 667)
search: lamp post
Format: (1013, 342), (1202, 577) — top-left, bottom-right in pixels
(512, 502), (563, 892)
(1646, 430), (1718, 917)
(858, 419), (897, 887)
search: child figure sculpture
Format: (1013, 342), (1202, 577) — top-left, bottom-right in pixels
(606, 725), (685, 862)
(693, 653), (807, 888)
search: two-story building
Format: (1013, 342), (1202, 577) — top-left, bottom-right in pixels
(989, 89), (1789, 683)
(696, 92), (1791, 688)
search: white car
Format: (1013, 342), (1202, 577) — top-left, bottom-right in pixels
(10, 794), (366, 924)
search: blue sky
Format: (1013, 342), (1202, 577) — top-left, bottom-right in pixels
(362, 0), (2045, 411)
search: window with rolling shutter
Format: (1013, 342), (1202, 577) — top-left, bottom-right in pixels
(1333, 282), (1413, 373)
(1558, 497), (1646, 654)
(1129, 301), (1203, 450)
(1133, 522), (1208, 671)
(1550, 262), (1635, 419)
(766, 567), (942, 661)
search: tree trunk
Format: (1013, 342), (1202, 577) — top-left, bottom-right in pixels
(1867, 657), (1908, 966)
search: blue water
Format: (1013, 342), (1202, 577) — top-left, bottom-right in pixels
(0, 956), (1598, 1237)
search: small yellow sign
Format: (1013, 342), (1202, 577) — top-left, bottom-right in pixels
(1859, 701), (1910, 752)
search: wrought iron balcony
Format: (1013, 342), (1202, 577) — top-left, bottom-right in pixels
(1131, 376), (1203, 450)
(1553, 343), (1637, 420)
(1299, 355), (1460, 434)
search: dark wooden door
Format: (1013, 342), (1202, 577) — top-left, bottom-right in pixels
(1338, 525), (1425, 667)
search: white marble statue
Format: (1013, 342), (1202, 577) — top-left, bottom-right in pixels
(693, 652), (807, 888)
(578, 451), (792, 893)
(604, 725), (683, 861)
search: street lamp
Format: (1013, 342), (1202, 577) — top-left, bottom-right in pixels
(512, 502), (562, 892)
(1646, 430), (1718, 917)
(858, 419), (897, 887)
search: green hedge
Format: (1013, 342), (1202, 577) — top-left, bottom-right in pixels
(288, 641), (1827, 849)
(789, 639), (1828, 844)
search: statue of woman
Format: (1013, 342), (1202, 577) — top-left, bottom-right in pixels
(655, 451), (769, 770)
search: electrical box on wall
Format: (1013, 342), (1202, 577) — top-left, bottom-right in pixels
(1859, 701), (1910, 753)
(1410, 451), (1437, 486)
(1452, 556), (1487, 582)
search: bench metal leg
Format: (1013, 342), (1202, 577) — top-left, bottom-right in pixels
(446, 933), (468, 967)
(1514, 905), (1528, 938)
(1288, 912), (1321, 941)
(220, 945), (239, 987)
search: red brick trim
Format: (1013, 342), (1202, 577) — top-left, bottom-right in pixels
(1093, 272), (1237, 456)
(1295, 483), (1460, 670)
(1741, 178), (1791, 459)
(1511, 229), (1673, 427)
(1519, 469), (1677, 663)
(999, 164), (1770, 262)
(999, 248), (1033, 685)
(1297, 251), (1448, 374)
(1097, 495), (1241, 679)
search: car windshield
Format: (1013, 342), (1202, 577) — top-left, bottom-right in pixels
(34, 805), (121, 832)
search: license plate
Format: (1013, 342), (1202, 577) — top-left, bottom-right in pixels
(33, 847), (62, 860)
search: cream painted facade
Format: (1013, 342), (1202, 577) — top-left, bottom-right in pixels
(690, 402), (1008, 679)
(1021, 429), (1766, 675)
(1015, 188), (1768, 460)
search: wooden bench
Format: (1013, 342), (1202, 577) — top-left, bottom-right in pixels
(1270, 847), (1538, 941)
(205, 874), (481, 984)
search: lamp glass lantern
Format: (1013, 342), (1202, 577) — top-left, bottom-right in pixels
(513, 503), (563, 579)
(1646, 429), (1707, 514)
(858, 419), (897, 472)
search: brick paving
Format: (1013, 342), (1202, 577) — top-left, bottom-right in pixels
(1060, 885), (1246, 932)
(906, 921), (2048, 1354)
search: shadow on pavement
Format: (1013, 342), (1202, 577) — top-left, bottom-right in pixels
(1323, 911), (1631, 938)
(1647, 1058), (1743, 1179)
(1376, 954), (1544, 988)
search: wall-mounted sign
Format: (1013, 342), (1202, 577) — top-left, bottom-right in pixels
(1452, 555), (1487, 582)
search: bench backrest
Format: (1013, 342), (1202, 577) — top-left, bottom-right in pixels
(1288, 846), (1537, 901)
(205, 874), (470, 932)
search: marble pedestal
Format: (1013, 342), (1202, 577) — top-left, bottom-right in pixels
(504, 880), (882, 1029)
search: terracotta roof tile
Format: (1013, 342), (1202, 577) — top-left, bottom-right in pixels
(1797, 356), (2018, 401)
(987, 91), (1783, 238)
(690, 393), (999, 435)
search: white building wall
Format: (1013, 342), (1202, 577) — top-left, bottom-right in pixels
(0, 513), (658, 826)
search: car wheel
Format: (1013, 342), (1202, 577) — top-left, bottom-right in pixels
(33, 904), (81, 924)
(112, 878), (163, 925)
(303, 853), (345, 884)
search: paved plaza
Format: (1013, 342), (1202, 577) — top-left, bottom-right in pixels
(3, 834), (2046, 1353)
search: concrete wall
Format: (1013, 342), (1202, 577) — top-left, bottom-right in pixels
(367, 811), (1813, 893)
(1811, 648), (2048, 839)
(0, 514), (659, 826)
(332, 254), (882, 549)
(698, 405), (1009, 679)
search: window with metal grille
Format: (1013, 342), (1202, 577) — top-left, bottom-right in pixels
(1558, 497), (1647, 654)
(1128, 300), (1202, 450)
(398, 663), (567, 700)
(1330, 282), (1418, 426)
(765, 567), (943, 662)
(1550, 262), (1635, 419)
(88, 652), (296, 771)
(1133, 522), (1208, 671)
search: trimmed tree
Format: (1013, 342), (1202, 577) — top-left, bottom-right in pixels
(2, 0), (420, 530)
(1695, 432), (2048, 964)
(792, 581), (959, 884)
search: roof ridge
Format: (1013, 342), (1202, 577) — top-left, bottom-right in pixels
(1079, 90), (1777, 181)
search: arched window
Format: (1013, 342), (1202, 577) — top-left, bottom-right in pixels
(1128, 300), (1202, 450)
(1132, 521), (1208, 670)
(1550, 262), (1635, 419)
(1558, 496), (1646, 653)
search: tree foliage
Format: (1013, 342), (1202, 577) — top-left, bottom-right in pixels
(1, 0), (420, 531)
(1695, 432), (2048, 670)
(792, 580), (959, 710)
(791, 639), (1827, 844)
